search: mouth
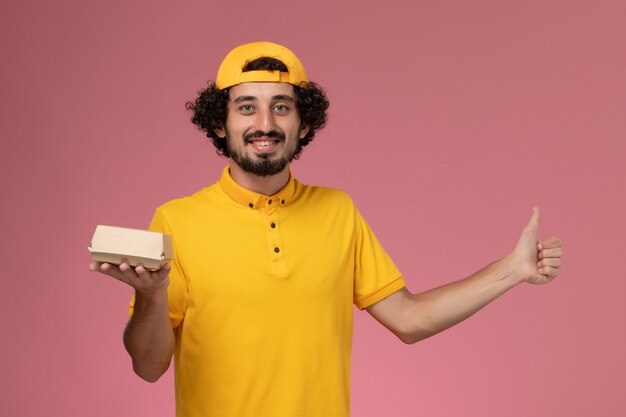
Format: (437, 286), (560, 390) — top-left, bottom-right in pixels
(244, 132), (285, 154)
(248, 138), (281, 153)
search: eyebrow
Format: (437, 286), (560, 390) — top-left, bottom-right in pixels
(272, 94), (295, 103)
(233, 95), (256, 103)
(233, 94), (296, 103)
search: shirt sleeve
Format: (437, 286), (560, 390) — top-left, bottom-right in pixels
(128, 207), (188, 328)
(353, 207), (406, 310)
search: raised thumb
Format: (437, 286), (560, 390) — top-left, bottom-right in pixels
(525, 206), (541, 234)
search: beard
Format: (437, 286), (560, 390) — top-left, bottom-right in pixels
(226, 130), (296, 177)
(230, 151), (290, 177)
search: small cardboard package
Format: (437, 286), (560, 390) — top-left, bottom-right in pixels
(88, 225), (173, 271)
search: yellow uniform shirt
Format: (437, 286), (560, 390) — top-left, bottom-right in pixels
(138, 166), (405, 417)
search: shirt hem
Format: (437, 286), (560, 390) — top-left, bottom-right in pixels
(355, 276), (406, 310)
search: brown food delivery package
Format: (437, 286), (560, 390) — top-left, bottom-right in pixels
(88, 225), (173, 271)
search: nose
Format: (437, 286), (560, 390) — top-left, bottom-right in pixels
(256, 106), (277, 132)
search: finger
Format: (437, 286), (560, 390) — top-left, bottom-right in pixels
(525, 207), (541, 234)
(134, 264), (148, 276)
(119, 261), (132, 273)
(135, 263), (172, 283)
(95, 262), (131, 283)
(89, 261), (101, 272)
(100, 262), (126, 278)
(135, 264), (160, 282)
(539, 237), (562, 250)
(538, 266), (558, 279)
(538, 247), (563, 259)
(100, 262), (113, 272)
(538, 257), (561, 268)
(149, 264), (172, 283)
(156, 263), (171, 279)
(117, 262), (144, 283)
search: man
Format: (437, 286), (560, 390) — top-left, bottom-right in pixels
(89, 41), (563, 417)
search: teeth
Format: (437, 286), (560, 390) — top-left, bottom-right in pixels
(256, 141), (272, 146)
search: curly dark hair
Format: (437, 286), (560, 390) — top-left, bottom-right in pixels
(185, 57), (329, 159)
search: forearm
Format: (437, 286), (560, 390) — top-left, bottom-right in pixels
(123, 288), (175, 382)
(368, 209), (562, 344)
(402, 255), (521, 343)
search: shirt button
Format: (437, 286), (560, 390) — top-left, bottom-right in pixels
(271, 222), (276, 229)
(274, 247), (280, 253)
(268, 199), (273, 205)
(248, 203), (254, 208)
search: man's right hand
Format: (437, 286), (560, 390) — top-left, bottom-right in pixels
(89, 261), (171, 295)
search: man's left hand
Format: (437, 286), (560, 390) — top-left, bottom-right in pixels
(511, 207), (563, 285)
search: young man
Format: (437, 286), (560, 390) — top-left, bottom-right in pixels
(90, 41), (563, 417)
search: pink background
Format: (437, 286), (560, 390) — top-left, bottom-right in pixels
(1, 0), (624, 416)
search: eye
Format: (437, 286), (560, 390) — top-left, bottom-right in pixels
(274, 104), (289, 112)
(239, 104), (254, 113)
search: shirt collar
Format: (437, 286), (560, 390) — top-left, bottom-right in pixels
(218, 165), (299, 209)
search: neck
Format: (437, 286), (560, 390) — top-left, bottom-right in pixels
(229, 162), (290, 196)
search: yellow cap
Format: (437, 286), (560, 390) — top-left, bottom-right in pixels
(215, 41), (308, 90)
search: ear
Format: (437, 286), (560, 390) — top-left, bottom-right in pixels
(214, 125), (226, 138)
(299, 124), (310, 139)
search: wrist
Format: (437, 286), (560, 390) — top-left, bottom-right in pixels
(134, 287), (169, 308)
(499, 253), (529, 285)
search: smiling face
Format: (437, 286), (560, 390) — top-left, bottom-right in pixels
(215, 82), (310, 177)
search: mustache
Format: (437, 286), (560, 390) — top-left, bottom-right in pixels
(244, 130), (285, 144)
